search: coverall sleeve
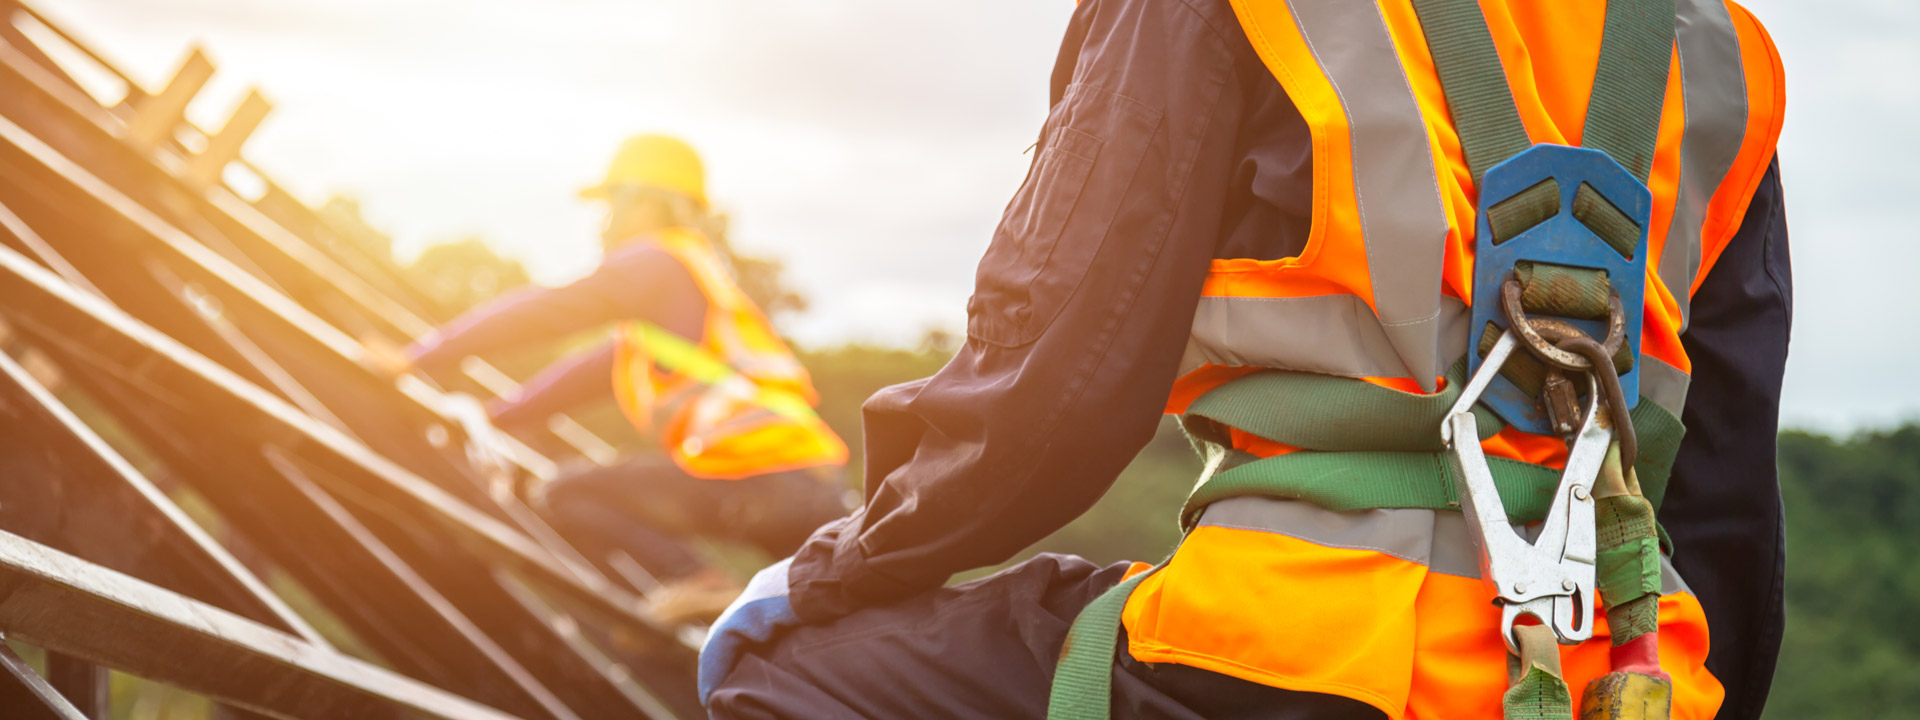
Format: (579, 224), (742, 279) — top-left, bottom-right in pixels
(1661, 159), (1791, 720)
(786, 0), (1253, 623)
(406, 245), (701, 373)
(486, 341), (618, 429)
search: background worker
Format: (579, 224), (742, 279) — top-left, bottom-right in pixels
(699, 0), (1790, 718)
(390, 134), (850, 620)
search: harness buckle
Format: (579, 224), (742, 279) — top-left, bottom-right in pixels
(1443, 330), (1602, 653)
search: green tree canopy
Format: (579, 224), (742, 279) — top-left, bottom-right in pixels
(406, 237), (531, 315)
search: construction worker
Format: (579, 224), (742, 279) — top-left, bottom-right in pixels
(390, 135), (850, 619)
(699, 0), (1789, 718)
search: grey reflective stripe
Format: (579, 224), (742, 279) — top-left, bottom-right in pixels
(1285, 0), (1452, 390)
(1640, 354), (1692, 416)
(1663, 0), (1749, 332)
(1197, 496), (1692, 595)
(1660, 554), (1693, 597)
(1183, 295), (1470, 381)
(1430, 508), (1481, 579)
(1199, 497), (1463, 572)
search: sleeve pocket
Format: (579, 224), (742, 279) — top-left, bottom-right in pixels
(967, 83), (1162, 347)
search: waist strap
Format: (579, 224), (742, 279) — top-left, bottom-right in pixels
(1178, 359), (1684, 533)
(1046, 365), (1683, 720)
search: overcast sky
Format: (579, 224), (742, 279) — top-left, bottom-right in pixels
(28, 0), (1918, 431)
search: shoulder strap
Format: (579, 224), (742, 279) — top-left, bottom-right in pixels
(1413, 0), (1677, 183)
(1582, 0), (1678, 182)
(1411, 0), (1531, 186)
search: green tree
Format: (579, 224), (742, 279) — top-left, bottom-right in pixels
(405, 236), (531, 315)
(316, 196), (393, 261)
(1764, 425), (1920, 718)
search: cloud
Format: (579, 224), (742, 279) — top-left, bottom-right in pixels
(1736, 0), (1920, 430)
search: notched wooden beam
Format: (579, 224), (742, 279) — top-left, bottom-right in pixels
(0, 529), (525, 720)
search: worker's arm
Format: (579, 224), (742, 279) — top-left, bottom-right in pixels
(406, 243), (705, 373)
(785, 0), (1256, 623)
(485, 341), (617, 430)
(1661, 159), (1791, 720)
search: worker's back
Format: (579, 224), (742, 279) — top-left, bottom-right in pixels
(699, 1), (1792, 718)
(611, 227), (848, 481)
(1121, 1), (1784, 716)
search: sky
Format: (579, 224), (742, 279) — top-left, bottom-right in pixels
(25, 0), (1920, 432)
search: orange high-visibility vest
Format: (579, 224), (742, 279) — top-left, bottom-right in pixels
(1123, 1), (1784, 717)
(610, 228), (849, 480)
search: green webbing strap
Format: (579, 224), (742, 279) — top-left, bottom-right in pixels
(1595, 497), (1662, 607)
(1183, 445), (1564, 530)
(1411, 0), (1532, 186)
(1505, 666), (1575, 720)
(1623, 401), (1683, 513)
(1179, 424), (1675, 534)
(1505, 625), (1576, 720)
(1182, 359), (1502, 455)
(1514, 263), (1612, 320)
(1488, 179), (1562, 244)
(1580, 0), (1678, 182)
(1572, 183), (1643, 258)
(1179, 370), (1686, 536)
(1047, 570), (1155, 720)
(1594, 443), (1665, 645)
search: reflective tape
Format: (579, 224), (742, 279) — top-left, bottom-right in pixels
(1197, 496), (1690, 595)
(1663, 0), (1749, 332)
(1193, 0), (1453, 388)
(1639, 354), (1692, 416)
(1184, 295), (1470, 381)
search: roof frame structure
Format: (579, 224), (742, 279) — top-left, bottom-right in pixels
(0, 2), (705, 716)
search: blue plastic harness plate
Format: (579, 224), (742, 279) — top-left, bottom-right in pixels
(1466, 144), (1652, 435)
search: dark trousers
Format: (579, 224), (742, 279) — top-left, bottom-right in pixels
(536, 456), (847, 581)
(708, 554), (1386, 720)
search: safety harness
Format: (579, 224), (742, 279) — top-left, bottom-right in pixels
(1047, 0), (1679, 718)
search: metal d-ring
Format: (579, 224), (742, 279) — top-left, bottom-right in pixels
(1500, 277), (1628, 372)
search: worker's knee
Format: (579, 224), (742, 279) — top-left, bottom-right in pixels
(706, 554), (1130, 718)
(704, 645), (846, 720)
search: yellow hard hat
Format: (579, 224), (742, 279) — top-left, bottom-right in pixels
(579, 134), (706, 204)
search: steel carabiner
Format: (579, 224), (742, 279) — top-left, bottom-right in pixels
(1442, 330), (1606, 654)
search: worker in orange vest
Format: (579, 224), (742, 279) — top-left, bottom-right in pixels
(387, 135), (849, 620)
(698, 0), (1790, 718)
